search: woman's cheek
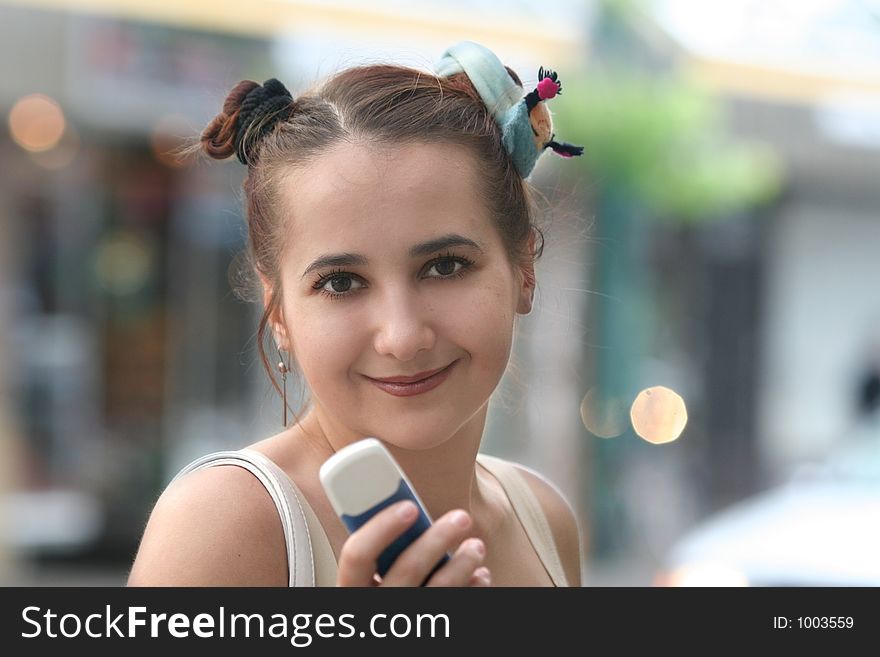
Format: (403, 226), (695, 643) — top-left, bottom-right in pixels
(461, 283), (516, 376)
(288, 308), (357, 390)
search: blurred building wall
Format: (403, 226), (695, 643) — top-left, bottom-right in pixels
(0, 175), (24, 581)
(760, 198), (880, 469)
(721, 95), (880, 475)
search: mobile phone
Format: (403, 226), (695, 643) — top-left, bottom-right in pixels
(319, 437), (450, 582)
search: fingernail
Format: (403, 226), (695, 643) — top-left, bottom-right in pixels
(475, 567), (491, 582)
(450, 510), (470, 529)
(397, 502), (417, 520)
(469, 539), (485, 556)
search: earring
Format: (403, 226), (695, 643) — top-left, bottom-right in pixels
(276, 345), (290, 427)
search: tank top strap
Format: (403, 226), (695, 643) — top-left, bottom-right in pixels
(170, 449), (338, 587)
(475, 453), (569, 587)
(239, 449), (338, 586)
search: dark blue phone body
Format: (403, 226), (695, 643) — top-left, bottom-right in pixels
(340, 478), (450, 582)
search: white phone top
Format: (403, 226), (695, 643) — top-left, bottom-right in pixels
(319, 438), (412, 517)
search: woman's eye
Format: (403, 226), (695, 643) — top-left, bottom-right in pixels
(429, 258), (462, 277)
(321, 275), (362, 295)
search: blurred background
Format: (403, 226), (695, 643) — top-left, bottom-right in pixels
(1, 0), (878, 586)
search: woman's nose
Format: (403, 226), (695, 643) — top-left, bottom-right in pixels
(371, 287), (437, 362)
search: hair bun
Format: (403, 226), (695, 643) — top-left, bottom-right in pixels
(235, 78), (295, 165)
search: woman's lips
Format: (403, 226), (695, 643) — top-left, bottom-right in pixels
(365, 360), (458, 397)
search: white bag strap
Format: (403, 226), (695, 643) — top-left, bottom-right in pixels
(170, 448), (315, 587)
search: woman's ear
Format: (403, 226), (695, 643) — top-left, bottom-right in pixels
(258, 271), (290, 350)
(516, 232), (537, 315)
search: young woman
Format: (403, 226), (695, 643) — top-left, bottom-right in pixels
(128, 41), (584, 587)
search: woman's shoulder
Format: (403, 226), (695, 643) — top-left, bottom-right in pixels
(127, 461), (287, 586)
(479, 454), (583, 586)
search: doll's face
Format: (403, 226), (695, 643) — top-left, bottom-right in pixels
(267, 140), (533, 449)
(530, 103), (554, 149)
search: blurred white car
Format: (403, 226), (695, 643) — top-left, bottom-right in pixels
(657, 437), (880, 586)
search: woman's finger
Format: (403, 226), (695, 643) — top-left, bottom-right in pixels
(468, 566), (492, 587)
(423, 538), (487, 587)
(336, 501), (419, 586)
(380, 509), (475, 587)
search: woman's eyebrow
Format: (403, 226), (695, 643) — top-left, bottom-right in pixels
(300, 233), (484, 279)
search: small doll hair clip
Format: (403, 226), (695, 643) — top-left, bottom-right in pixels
(435, 40), (583, 178)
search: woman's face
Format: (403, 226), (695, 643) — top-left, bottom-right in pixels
(269, 141), (533, 450)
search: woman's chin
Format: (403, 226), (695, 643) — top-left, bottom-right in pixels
(360, 407), (487, 452)
(366, 426), (453, 452)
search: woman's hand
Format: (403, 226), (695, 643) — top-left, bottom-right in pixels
(336, 500), (491, 587)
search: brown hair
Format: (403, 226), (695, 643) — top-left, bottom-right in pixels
(192, 64), (545, 424)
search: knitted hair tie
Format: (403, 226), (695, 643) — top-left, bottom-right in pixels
(435, 41), (583, 178)
(235, 78), (295, 165)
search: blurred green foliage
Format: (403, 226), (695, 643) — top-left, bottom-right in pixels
(553, 70), (783, 221)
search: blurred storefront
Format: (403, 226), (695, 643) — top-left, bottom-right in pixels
(0, 6), (281, 576)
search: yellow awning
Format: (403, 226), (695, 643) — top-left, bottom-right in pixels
(1, 0), (580, 60)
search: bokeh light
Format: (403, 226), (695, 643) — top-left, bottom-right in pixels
(8, 94), (66, 152)
(29, 124), (80, 170)
(630, 386), (688, 444)
(580, 387), (628, 438)
(93, 230), (154, 296)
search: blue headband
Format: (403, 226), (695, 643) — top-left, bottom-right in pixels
(435, 40), (583, 178)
